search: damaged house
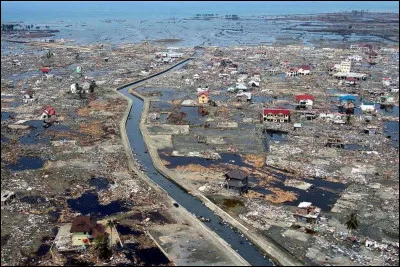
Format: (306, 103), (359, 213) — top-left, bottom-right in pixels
(23, 90), (36, 103)
(295, 94), (315, 109)
(224, 170), (249, 194)
(262, 108), (291, 123)
(70, 214), (108, 246)
(294, 202), (321, 225)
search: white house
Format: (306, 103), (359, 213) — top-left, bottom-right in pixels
(193, 74), (200, 80)
(236, 83), (248, 91)
(70, 83), (79, 94)
(197, 86), (209, 93)
(360, 102), (376, 113)
(248, 80), (260, 87)
(286, 67), (298, 77)
(23, 91), (36, 103)
(297, 65), (311, 75)
(236, 92), (252, 101)
(348, 55), (363, 62)
(382, 78), (391, 87)
(168, 52), (183, 58)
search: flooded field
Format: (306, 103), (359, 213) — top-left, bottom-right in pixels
(67, 190), (131, 218)
(384, 121), (399, 148)
(4, 156), (44, 171)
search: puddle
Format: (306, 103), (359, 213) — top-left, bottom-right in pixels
(20, 195), (47, 204)
(36, 244), (50, 257)
(19, 120), (75, 145)
(128, 211), (169, 224)
(1, 111), (14, 121)
(383, 121), (399, 148)
(64, 257), (93, 266)
(179, 106), (206, 125)
(1, 235), (10, 246)
(378, 105), (399, 117)
(1, 135), (10, 143)
(135, 247), (170, 266)
(150, 101), (174, 110)
(48, 209), (61, 223)
(252, 95), (274, 103)
(262, 129), (288, 152)
(136, 87), (180, 101)
(88, 177), (109, 190)
(4, 156), (44, 171)
(116, 224), (143, 236)
(253, 171), (347, 211)
(67, 190), (131, 218)
(161, 152), (253, 169)
(343, 144), (372, 151)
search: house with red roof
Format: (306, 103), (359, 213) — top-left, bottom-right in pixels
(262, 108), (291, 123)
(297, 65), (312, 75)
(40, 106), (56, 120)
(345, 77), (357, 86)
(41, 67), (51, 74)
(198, 91), (210, 104)
(286, 67), (298, 77)
(295, 94), (315, 108)
(70, 214), (108, 246)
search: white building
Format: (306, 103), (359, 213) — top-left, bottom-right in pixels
(236, 83), (248, 91)
(348, 55), (363, 62)
(340, 60), (352, 73)
(70, 83), (79, 94)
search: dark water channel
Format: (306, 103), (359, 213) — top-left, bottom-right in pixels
(119, 57), (274, 265)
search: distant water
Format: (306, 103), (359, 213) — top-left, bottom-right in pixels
(1, 1), (399, 22)
(1, 1), (399, 47)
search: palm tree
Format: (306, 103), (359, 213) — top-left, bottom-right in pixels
(345, 212), (359, 236)
(93, 234), (111, 260)
(106, 219), (116, 247)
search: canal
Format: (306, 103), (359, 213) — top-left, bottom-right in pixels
(118, 57), (275, 266)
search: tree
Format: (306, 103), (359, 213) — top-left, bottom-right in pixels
(105, 219), (116, 248)
(346, 114), (351, 125)
(345, 212), (359, 236)
(93, 234), (112, 260)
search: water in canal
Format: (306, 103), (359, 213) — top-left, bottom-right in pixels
(119, 60), (274, 265)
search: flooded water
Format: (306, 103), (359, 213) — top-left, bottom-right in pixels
(67, 191), (131, 218)
(150, 101), (174, 111)
(160, 151), (253, 169)
(4, 156), (44, 171)
(344, 144), (372, 151)
(383, 121), (399, 148)
(209, 196), (247, 215)
(119, 56), (274, 265)
(179, 106), (206, 125)
(88, 177), (109, 190)
(1, 111), (14, 121)
(378, 105), (399, 117)
(136, 87), (181, 101)
(116, 224), (143, 236)
(35, 244), (50, 257)
(135, 246), (170, 265)
(18, 120), (76, 145)
(263, 129), (288, 152)
(20, 195), (47, 204)
(254, 170), (347, 211)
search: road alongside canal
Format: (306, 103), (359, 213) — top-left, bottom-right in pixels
(116, 55), (301, 266)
